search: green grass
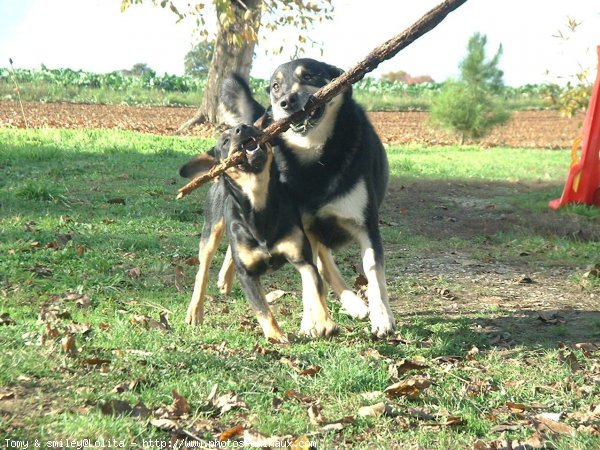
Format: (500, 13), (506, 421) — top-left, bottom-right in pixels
(1, 128), (599, 448)
(387, 144), (570, 181)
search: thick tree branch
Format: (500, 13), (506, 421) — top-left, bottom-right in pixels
(177, 0), (469, 199)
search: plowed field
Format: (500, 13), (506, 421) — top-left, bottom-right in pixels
(0, 100), (585, 148)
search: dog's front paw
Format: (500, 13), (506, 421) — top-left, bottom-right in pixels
(340, 291), (369, 320)
(185, 307), (204, 326)
(369, 307), (396, 338)
(267, 332), (290, 345)
(300, 314), (339, 338)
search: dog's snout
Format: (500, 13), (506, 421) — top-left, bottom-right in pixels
(235, 124), (249, 135)
(279, 92), (299, 111)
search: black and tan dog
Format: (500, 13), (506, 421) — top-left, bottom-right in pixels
(179, 123), (338, 342)
(220, 59), (397, 337)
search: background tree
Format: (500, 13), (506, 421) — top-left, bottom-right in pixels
(430, 32), (509, 143)
(381, 70), (434, 84)
(544, 17), (593, 117)
(459, 32), (504, 92)
(121, 0), (334, 129)
(184, 42), (214, 77)
(121, 63), (156, 78)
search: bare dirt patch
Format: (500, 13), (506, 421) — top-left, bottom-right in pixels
(381, 178), (600, 348)
(0, 100), (585, 148)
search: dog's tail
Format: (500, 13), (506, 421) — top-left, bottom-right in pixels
(218, 73), (266, 126)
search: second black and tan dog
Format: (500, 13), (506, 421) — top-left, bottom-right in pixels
(180, 123), (338, 342)
(218, 60), (396, 337)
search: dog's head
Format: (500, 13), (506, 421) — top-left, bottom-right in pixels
(268, 58), (345, 137)
(179, 124), (271, 180)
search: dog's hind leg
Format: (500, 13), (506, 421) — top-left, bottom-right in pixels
(317, 246), (369, 320)
(217, 245), (235, 294)
(297, 262), (338, 338)
(356, 228), (396, 337)
(295, 234), (338, 337)
(185, 218), (225, 326)
(236, 272), (288, 343)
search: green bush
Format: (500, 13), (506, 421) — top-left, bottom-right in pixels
(431, 81), (509, 143)
(431, 33), (511, 142)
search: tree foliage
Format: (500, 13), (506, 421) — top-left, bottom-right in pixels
(381, 70), (434, 85)
(121, 0), (333, 53)
(431, 32), (509, 143)
(121, 63), (156, 78)
(121, 0), (334, 126)
(459, 32), (504, 92)
(184, 41), (214, 77)
(543, 17), (593, 117)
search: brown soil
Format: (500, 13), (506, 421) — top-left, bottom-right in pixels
(0, 100), (585, 148)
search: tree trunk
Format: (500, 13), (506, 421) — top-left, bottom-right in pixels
(177, 0), (261, 133)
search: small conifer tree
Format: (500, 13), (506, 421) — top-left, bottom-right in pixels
(431, 33), (509, 143)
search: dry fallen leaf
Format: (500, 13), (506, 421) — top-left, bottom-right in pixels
(280, 357), (321, 376)
(574, 342), (599, 356)
(185, 256), (200, 266)
(558, 349), (582, 372)
(307, 403), (325, 426)
(243, 430), (292, 448)
(406, 407), (435, 421)
(513, 274), (533, 284)
(265, 289), (288, 303)
(537, 311), (564, 325)
(150, 418), (180, 431)
(128, 267), (141, 279)
(291, 435), (314, 450)
(360, 391), (384, 402)
(384, 378), (432, 399)
(61, 333), (77, 357)
(218, 423), (245, 441)
(169, 389), (190, 417)
(0, 391), (15, 401)
(130, 314), (170, 332)
(81, 357), (111, 367)
(358, 402), (394, 417)
(533, 414), (576, 436)
(112, 379), (141, 393)
(286, 389), (313, 404)
(441, 416), (465, 427)
(489, 423), (523, 433)
(100, 399), (133, 416)
(0, 313), (16, 326)
(389, 358), (429, 378)
(131, 401), (151, 419)
(583, 263), (600, 279)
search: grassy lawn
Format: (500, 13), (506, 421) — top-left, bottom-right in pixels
(1, 128), (599, 448)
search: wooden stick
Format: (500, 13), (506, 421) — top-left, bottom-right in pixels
(177, 0), (469, 199)
(176, 151), (246, 199)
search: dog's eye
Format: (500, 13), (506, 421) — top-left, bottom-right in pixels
(302, 73), (312, 81)
(222, 137), (230, 147)
(272, 82), (280, 92)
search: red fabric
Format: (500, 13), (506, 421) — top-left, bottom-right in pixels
(550, 45), (600, 209)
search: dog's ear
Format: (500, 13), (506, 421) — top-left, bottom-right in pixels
(324, 64), (344, 80)
(179, 150), (217, 179)
(219, 73), (266, 126)
(253, 110), (273, 129)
